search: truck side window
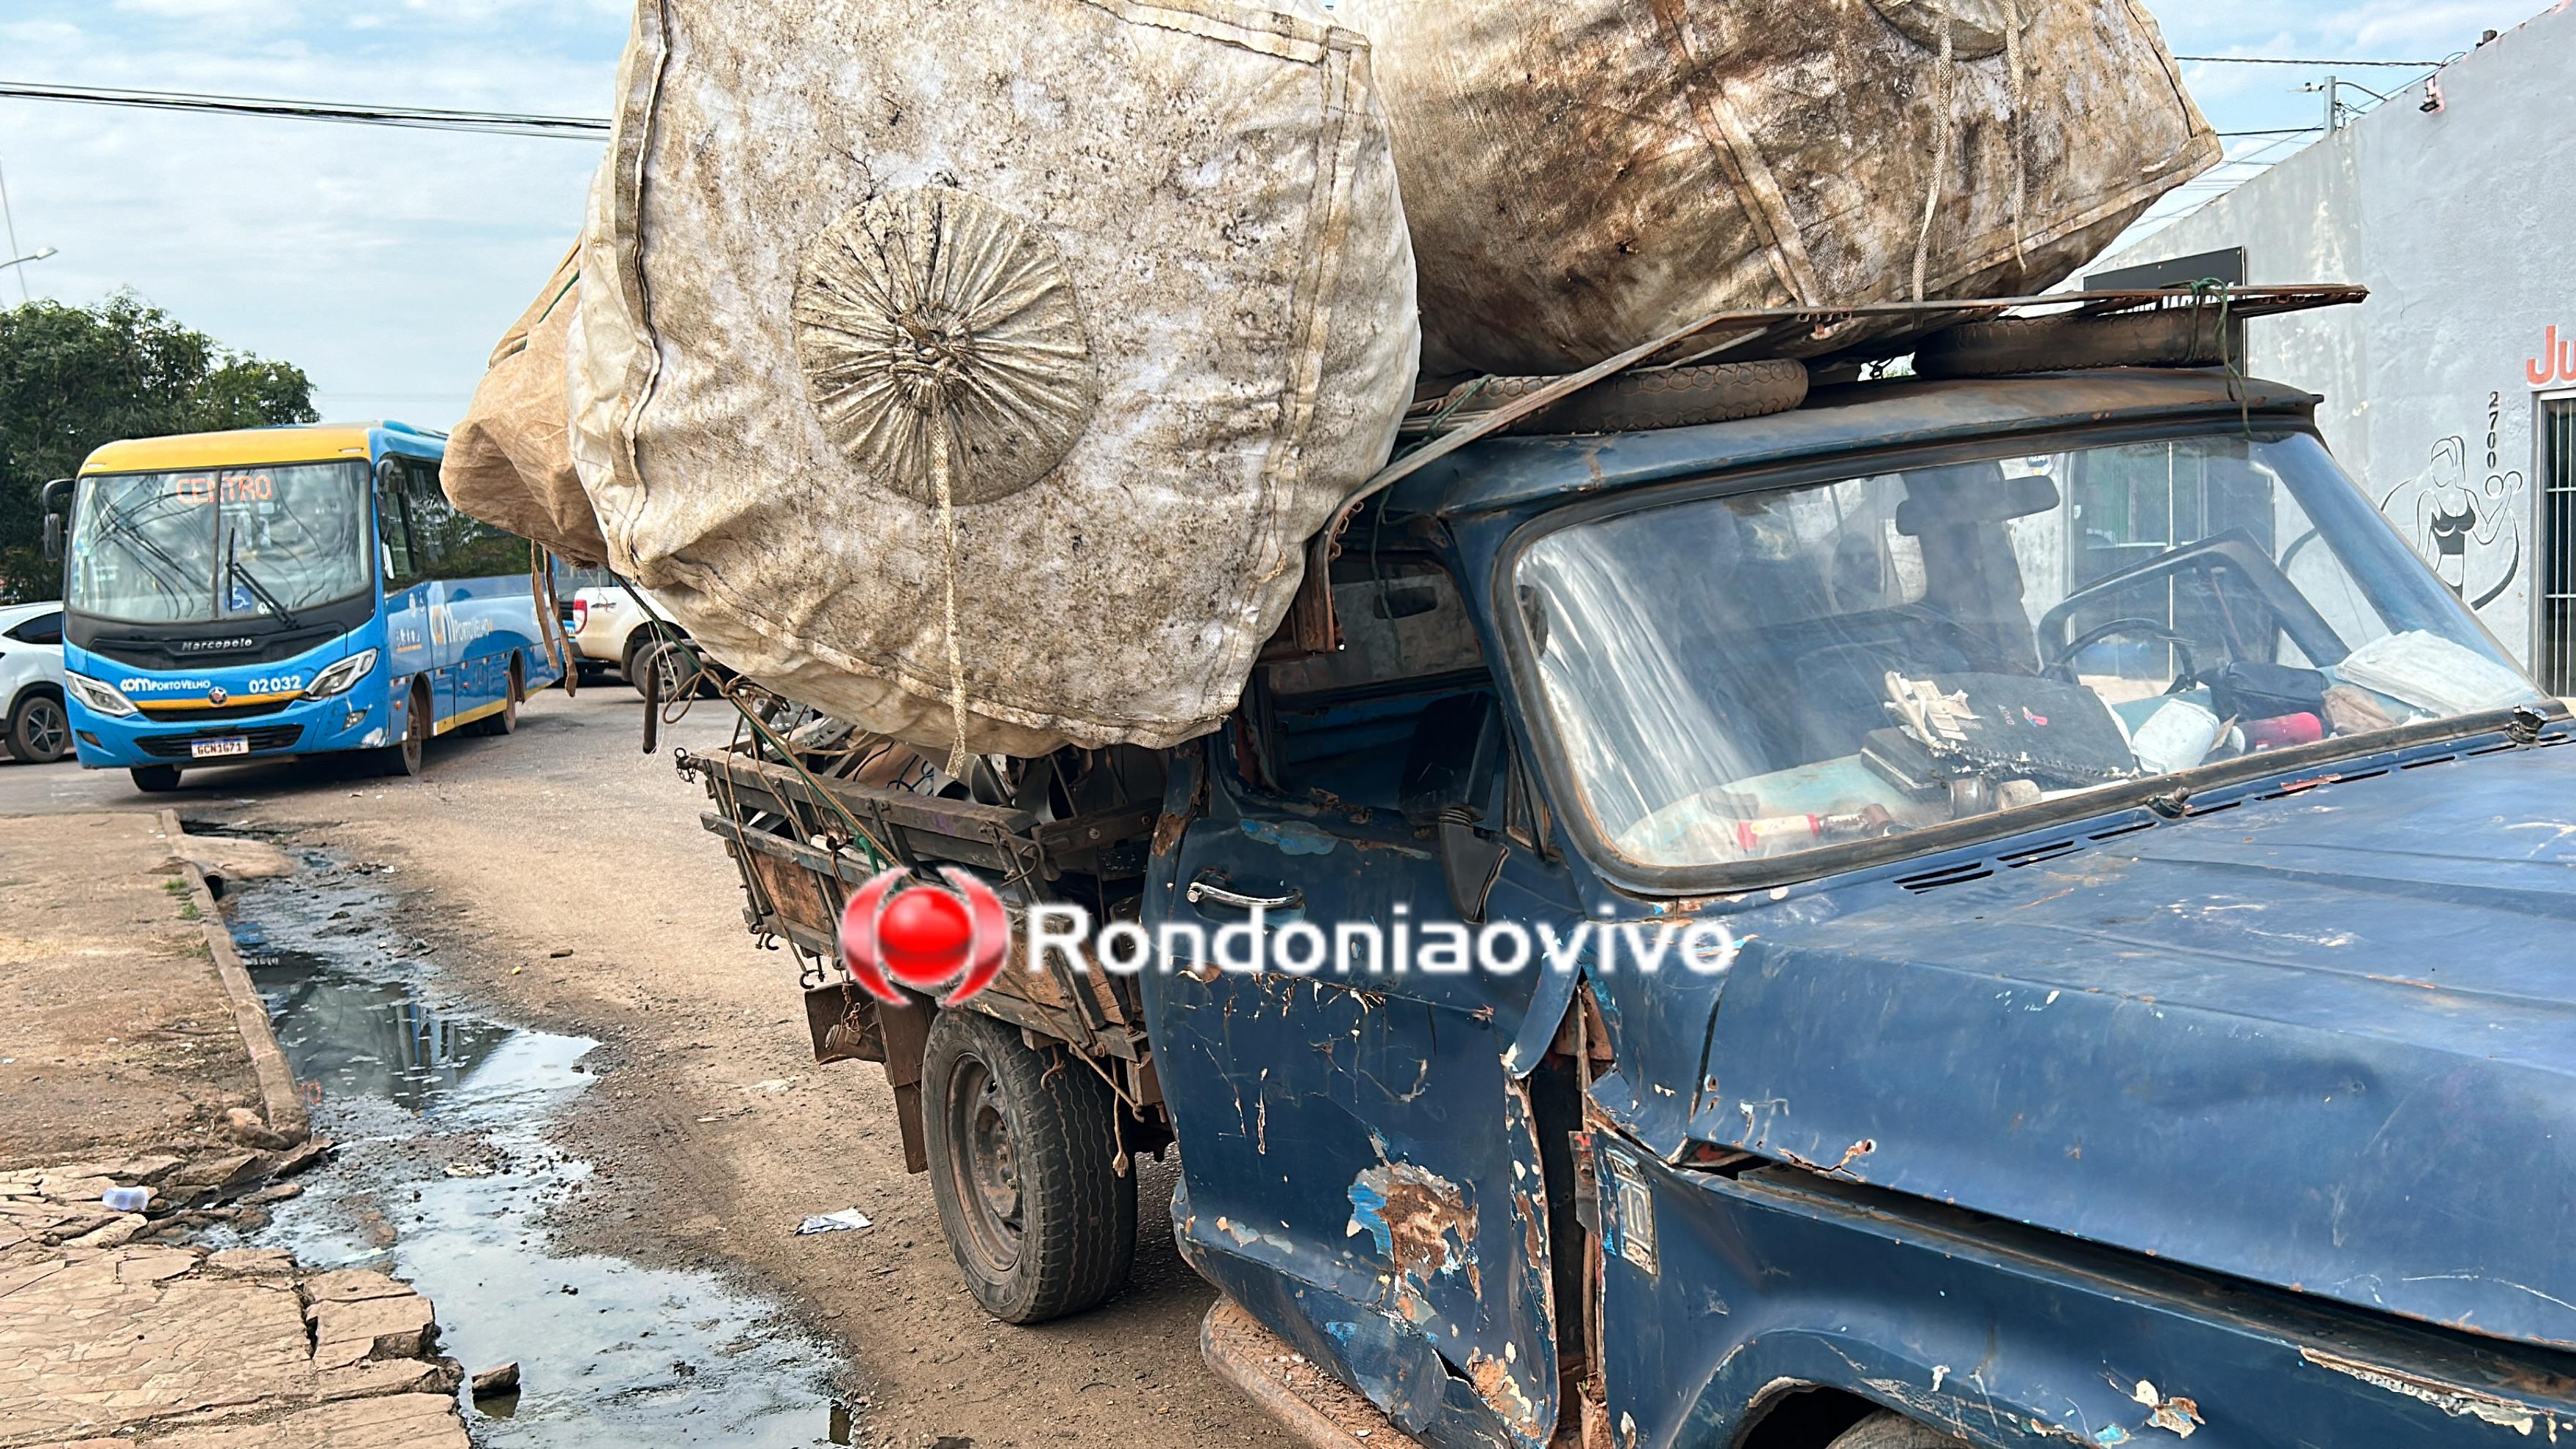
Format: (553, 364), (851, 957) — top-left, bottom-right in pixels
(1257, 552), (1496, 814)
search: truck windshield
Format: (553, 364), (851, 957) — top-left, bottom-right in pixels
(67, 463), (371, 626)
(1514, 432), (2549, 872)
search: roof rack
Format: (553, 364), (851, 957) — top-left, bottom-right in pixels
(1371, 283), (2366, 498)
(1260, 284), (2368, 664)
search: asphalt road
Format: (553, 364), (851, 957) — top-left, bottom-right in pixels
(0, 683), (1280, 1449)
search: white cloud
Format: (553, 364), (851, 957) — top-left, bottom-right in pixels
(1, 2), (618, 427)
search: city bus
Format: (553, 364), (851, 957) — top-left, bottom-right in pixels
(42, 421), (562, 793)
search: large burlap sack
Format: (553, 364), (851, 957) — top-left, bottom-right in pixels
(1333, 0), (2220, 375)
(567, 0), (1418, 761)
(444, 246), (609, 565)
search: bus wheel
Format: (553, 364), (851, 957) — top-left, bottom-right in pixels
(130, 764), (181, 793)
(474, 662), (523, 736)
(377, 686), (428, 778)
(921, 1008), (1137, 1324)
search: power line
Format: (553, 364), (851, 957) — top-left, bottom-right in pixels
(2175, 55), (2446, 67)
(0, 81), (607, 139)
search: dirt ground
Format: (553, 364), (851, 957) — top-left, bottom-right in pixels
(0, 688), (1291, 1449)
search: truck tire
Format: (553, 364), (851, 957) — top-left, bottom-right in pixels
(921, 1007), (1136, 1324)
(130, 764), (181, 793)
(7, 691), (70, 764)
(1444, 359), (1808, 436)
(1912, 309), (2230, 379)
(1826, 1412), (1972, 1448)
(622, 626), (675, 692)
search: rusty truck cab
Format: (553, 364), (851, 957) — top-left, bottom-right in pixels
(1145, 367), (2576, 1448)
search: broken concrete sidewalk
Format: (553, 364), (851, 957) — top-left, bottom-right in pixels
(0, 1246), (464, 1448)
(0, 812), (468, 1448)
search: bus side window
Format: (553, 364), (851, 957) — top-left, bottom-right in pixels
(402, 459), (523, 582)
(375, 460), (422, 593)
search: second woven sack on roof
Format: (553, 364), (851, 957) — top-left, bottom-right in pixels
(566, 0), (1420, 761)
(1333, 0), (2220, 375)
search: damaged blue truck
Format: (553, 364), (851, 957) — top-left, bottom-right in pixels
(691, 291), (2576, 1449)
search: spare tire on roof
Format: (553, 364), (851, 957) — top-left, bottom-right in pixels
(1912, 307), (2236, 378)
(1440, 359), (1809, 436)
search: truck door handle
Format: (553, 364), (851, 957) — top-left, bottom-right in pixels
(1186, 872), (1302, 913)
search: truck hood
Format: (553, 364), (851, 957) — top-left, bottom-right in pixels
(1677, 736), (2576, 1350)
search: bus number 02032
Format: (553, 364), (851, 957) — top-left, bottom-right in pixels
(172, 473), (277, 505)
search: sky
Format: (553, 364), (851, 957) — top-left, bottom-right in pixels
(0, 0), (2561, 430)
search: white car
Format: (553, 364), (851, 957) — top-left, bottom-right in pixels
(564, 574), (710, 697)
(0, 602), (70, 765)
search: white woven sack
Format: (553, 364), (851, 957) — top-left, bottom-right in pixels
(569, 0), (1418, 760)
(1333, 0), (2220, 375)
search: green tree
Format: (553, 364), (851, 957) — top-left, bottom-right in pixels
(0, 293), (318, 602)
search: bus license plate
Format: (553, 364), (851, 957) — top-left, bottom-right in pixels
(191, 737), (250, 759)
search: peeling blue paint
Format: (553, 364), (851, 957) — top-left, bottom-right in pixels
(1240, 818), (1338, 855)
(1347, 1177), (1393, 1259)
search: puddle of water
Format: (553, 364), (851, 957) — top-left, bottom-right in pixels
(225, 859), (856, 1446)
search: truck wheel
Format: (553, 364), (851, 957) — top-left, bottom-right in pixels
(622, 627), (671, 692)
(1826, 1412), (1972, 1448)
(473, 661), (522, 736)
(130, 764), (181, 793)
(8, 692), (70, 764)
(1445, 358), (1808, 436)
(921, 1008), (1136, 1324)
(376, 684), (428, 778)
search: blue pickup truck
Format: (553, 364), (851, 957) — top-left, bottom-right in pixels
(698, 294), (2576, 1449)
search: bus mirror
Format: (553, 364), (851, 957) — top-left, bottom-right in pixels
(40, 479), (70, 561)
(381, 543), (396, 584)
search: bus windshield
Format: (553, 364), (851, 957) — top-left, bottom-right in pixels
(67, 462), (371, 625)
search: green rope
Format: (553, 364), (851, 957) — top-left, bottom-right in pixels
(2187, 277), (2253, 438)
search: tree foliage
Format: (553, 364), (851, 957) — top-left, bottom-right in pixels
(0, 293), (318, 602)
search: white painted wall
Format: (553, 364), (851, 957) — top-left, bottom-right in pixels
(2096, 5), (2576, 671)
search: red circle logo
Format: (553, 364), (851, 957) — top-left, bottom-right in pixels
(877, 886), (974, 986)
(838, 867), (1008, 1006)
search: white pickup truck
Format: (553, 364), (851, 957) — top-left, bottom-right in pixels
(562, 572), (705, 699)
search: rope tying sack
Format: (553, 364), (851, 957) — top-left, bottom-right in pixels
(1911, 15), (1958, 302)
(791, 185), (1098, 774)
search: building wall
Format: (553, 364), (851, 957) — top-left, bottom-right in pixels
(2096, 6), (2576, 670)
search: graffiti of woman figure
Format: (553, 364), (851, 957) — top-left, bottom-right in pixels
(2382, 433), (2524, 610)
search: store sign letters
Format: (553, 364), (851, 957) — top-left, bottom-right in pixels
(2530, 325), (2576, 386)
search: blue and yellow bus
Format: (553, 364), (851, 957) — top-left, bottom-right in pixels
(44, 422), (561, 793)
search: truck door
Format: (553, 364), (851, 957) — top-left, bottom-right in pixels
(1145, 558), (1577, 1449)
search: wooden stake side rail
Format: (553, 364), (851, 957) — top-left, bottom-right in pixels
(697, 809), (1153, 1064)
